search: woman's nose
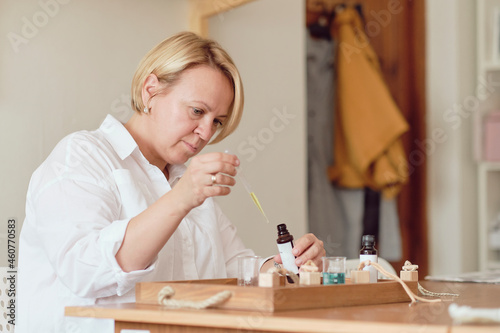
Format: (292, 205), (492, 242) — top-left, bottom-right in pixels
(194, 119), (214, 141)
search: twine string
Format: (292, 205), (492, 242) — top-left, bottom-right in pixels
(158, 286), (232, 309)
(418, 283), (459, 297)
(357, 260), (443, 305)
(400, 260), (459, 298)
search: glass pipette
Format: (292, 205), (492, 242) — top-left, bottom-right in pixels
(225, 150), (270, 224)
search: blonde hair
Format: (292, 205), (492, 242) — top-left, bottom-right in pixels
(131, 31), (244, 144)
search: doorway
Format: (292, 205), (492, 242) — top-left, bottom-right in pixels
(306, 0), (428, 275)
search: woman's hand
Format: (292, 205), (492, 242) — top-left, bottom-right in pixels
(273, 233), (325, 269)
(172, 152), (239, 213)
(117, 152), (239, 272)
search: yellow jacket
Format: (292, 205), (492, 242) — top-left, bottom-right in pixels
(327, 8), (409, 198)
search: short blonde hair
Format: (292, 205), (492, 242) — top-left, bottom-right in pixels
(131, 31), (244, 144)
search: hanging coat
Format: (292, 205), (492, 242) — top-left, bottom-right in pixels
(327, 7), (409, 199)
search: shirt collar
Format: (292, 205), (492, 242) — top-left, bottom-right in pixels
(100, 114), (187, 186)
(167, 163), (186, 187)
(99, 114), (138, 160)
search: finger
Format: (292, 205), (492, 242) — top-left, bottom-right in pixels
(295, 243), (325, 268)
(204, 160), (238, 177)
(207, 174), (218, 186)
(291, 234), (316, 257)
(212, 173), (236, 187)
(273, 254), (282, 264)
(190, 155), (238, 178)
(293, 235), (325, 266)
(203, 184), (232, 197)
(196, 152), (240, 167)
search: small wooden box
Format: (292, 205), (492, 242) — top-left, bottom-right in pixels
(351, 270), (370, 284)
(299, 272), (321, 285)
(400, 271), (418, 282)
(259, 273), (280, 287)
(136, 278), (418, 312)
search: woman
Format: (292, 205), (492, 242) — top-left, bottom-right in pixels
(17, 32), (325, 332)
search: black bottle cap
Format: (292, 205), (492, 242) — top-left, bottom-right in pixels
(277, 224), (289, 235)
(277, 224), (287, 232)
(362, 234), (375, 245)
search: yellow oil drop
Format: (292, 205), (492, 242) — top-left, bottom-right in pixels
(250, 192), (269, 223)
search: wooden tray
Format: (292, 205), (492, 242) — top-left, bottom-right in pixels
(136, 278), (418, 312)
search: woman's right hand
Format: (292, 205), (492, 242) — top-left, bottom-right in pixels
(117, 152), (239, 272)
(172, 152), (239, 213)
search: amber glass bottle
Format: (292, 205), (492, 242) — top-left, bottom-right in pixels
(359, 235), (378, 283)
(276, 224), (299, 274)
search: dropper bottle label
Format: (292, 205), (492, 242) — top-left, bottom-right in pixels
(359, 234), (378, 283)
(276, 224), (299, 274)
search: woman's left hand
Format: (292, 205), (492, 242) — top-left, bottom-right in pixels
(273, 233), (325, 269)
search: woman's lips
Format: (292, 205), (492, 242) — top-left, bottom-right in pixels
(183, 141), (198, 152)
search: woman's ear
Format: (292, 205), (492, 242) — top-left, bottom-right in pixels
(141, 74), (160, 109)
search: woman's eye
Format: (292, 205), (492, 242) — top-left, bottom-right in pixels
(214, 119), (223, 127)
(193, 108), (203, 115)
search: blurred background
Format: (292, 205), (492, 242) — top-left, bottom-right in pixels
(0, 0), (487, 278)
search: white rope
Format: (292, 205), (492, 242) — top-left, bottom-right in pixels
(400, 260), (458, 297)
(158, 286), (232, 309)
(402, 260), (418, 271)
(418, 283), (459, 297)
(357, 260), (442, 306)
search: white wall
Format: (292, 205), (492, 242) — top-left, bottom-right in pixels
(2, 0), (482, 275)
(0, 0), (306, 263)
(0, 0), (188, 265)
(427, 0), (477, 275)
(206, 0), (307, 256)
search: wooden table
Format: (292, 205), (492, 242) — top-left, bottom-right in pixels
(65, 281), (500, 333)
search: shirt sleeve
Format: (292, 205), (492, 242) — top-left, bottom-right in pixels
(33, 176), (157, 298)
(30, 135), (157, 299)
(214, 202), (255, 278)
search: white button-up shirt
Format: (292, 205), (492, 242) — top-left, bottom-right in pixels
(17, 115), (254, 333)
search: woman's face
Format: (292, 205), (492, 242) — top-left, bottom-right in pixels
(144, 65), (234, 168)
